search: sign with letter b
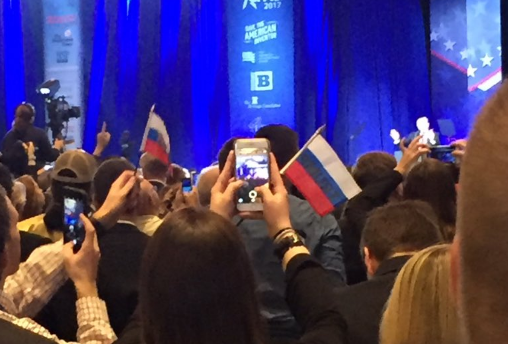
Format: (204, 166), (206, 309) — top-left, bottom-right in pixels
(251, 71), (273, 91)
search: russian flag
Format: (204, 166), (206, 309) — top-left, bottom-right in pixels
(283, 132), (361, 216)
(140, 109), (171, 165)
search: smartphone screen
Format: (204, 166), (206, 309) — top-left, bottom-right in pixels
(182, 178), (193, 193)
(430, 146), (456, 164)
(63, 197), (85, 251)
(236, 146), (270, 209)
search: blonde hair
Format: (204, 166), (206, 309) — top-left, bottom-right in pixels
(380, 244), (461, 344)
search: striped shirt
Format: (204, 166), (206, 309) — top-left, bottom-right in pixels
(0, 241), (117, 343)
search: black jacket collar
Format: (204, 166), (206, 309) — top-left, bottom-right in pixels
(374, 255), (412, 277)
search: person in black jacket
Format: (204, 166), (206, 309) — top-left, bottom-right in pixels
(340, 135), (430, 285)
(334, 200), (444, 344)
(1, 104), (64, 177)
(116, 152), (343, 344)
(35, 158), (149, 340)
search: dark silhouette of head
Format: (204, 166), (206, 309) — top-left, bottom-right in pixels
(218, 137), (241, 172)
(140, 208), (264, 344)
(142, 158), (169, 182)
(255, 125), (299, 169)
(361, 200), (443, 276)
(352, 152), (397, 189)
(404, 159), (457, 241)
(14, 103), (35, 131)
(93, 158), (135, 208)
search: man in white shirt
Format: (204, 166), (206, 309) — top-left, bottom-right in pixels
(391, 116), (440, 147)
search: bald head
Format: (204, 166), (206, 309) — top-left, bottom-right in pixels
(197, 167), (219, 208)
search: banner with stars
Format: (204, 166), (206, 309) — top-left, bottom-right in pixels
(430, 0), (501, 136)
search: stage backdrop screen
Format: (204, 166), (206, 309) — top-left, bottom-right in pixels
(430, 0), (502, 140)
(42, 0), (83, 148)
(227, 0), (295, 138)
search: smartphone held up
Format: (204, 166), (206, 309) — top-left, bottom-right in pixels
(62, 187), (89, 253)
(235, 139), (271, 212)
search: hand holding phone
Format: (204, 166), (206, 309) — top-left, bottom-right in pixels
(254, 153), (292, 238)
(62, 187), (89, 253)
(63, 214), (101, 297)
(429, 145), (456, 164)
(209, 151), (245, 220)
(235, 139), (271, 212)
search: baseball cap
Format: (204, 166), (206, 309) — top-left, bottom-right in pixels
(52, 150), (97, 184)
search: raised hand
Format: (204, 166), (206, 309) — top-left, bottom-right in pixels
(451, 139), (467, 161)
(255, 153), (291, 238)
(63, 215), (101, 298)
(395, 135), (430, 175)
(209, 151), (244, 220)
(93, 170), (138, 228)
(390, 129), (401, 145)
(94, 122), (111, 156)
(53, 138), (65, 151)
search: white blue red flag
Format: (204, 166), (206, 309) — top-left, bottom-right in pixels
(282, 127), (361, 216)
(140, 107), (170, 165)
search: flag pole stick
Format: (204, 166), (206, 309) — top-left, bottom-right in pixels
(280, 125), (326, 175)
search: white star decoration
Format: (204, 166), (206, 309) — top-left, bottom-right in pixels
(430, 31), (439, 42)
(480, 54), (494, 67)
(460, 49), (469, 60)
(467, 64), (478, 78)
(444, 40), (456, 51)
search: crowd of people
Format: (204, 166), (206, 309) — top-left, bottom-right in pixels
(0, 82), (505, 344)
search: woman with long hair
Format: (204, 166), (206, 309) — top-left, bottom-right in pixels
(380, 244), (461, 344)
(16, 175), (45, 220)
(118, 152), (343, 344)
(404, 159), (457, 241)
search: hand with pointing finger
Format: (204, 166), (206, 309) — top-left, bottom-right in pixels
(94, 122), (111, 157)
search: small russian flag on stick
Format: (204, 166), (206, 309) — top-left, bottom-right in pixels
(140, 105), (171, 165)
(281, 126), (361, 216)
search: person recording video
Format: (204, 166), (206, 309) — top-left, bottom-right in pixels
(0, 103), (64, 177)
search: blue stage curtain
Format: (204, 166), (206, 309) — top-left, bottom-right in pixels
(0, 0), (46, 136)
(295, 0), (431, 164)
(81, 0), (229, 169)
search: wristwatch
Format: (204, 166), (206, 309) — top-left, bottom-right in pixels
(274, 232), (304, 260)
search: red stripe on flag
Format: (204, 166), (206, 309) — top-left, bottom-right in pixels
(144, 139), (169, 165)
(285, 160), (335, 216)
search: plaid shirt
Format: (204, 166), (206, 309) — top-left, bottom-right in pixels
(0, 241), (117, 343)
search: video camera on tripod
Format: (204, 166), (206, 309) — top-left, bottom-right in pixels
(37, 79), (81, 140)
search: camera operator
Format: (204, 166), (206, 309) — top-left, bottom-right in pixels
(1, 103), (64, 177)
